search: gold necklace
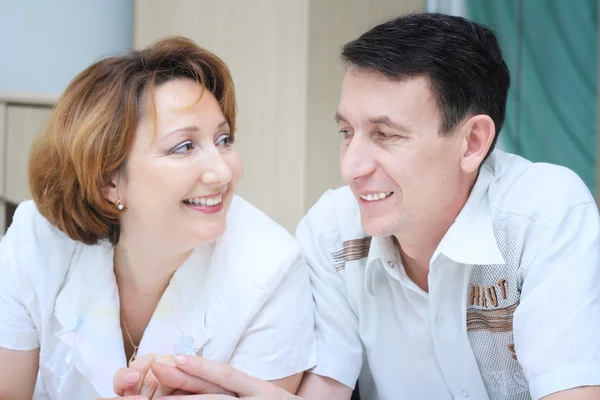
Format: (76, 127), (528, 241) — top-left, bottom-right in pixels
(120, 309), (139, 366)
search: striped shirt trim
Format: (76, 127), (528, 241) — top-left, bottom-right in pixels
(331, 237), (372, 271)
(466, 301), (519, 333)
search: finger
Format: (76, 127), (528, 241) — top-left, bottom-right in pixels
(149, 356), (177, 398)
(94, 397), (149, 400)
(113, 368), (141, 396)
(123, 354), (159, 396)
(151, 362), (235, 396)
(173, 355), (259, 396)
(139, 368), (159, 398)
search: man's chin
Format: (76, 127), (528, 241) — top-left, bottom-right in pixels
(360, 218), (393, 238)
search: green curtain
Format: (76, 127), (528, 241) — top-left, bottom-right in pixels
(467, 0), (597, 193)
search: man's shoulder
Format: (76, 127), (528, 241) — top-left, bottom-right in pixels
(309, 185), (358, 213)
(222, 195), (300, 257)
(296, 186), (369, 271)
(487, 151), (595, 219)
(301, 186), (364, 238)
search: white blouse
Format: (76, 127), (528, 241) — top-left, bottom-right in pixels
(0, 196), (316, 399)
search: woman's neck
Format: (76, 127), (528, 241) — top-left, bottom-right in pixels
(113, 231), (192, 297)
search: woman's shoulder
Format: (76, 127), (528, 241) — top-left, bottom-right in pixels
(221, 196), (301, 259)
(1, 200), (79, 285)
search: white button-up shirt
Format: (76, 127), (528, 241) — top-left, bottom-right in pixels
(0, 196), (316, 399)
(297, 150), (600, 400)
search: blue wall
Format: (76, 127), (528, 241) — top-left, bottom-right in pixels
(467, 0), (597, 193)
(0, 0), (133, 95)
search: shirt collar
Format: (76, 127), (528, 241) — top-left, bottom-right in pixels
(53, 242), (212, 398)
(433, 163), (505, 266)
(364, 163), (505, 295)
(364, 235), (400, 295)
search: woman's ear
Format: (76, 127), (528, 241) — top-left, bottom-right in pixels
(103, 174), (120, 205)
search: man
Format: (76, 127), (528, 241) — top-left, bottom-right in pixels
(113, 13), (600, 400)
(293, 12), (600, 400)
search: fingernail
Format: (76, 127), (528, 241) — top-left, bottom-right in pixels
(125, 371), (140, 384)
(174, 354), (189, 366)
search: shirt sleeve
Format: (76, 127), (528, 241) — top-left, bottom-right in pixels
(295, 190), (363, 389)
(228, 252), (317, 381)
(513, 201), (600, 399)
(0, 230), (39, 351)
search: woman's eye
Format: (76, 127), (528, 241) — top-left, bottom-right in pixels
(216, 134), (234, 147)
(172, 141), (194, 154)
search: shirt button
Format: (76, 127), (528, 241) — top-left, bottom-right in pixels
(436, 316), (444, 324)
(387, 261), (395, 268)
(461, 390), (469, 397)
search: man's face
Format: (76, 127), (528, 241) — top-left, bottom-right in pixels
(337, 69), (467, 238)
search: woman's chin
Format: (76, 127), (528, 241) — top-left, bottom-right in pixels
(190, 223), (227, 245)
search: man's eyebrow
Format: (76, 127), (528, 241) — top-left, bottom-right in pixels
(334, 112), (348, 124)
(335, 113), (409, 132)
(369, 116), (410, 132)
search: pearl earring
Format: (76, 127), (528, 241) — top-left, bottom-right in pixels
(116, 199), (125, 210)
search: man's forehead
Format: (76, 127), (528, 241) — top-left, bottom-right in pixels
(338, 74), (438, 124)
(342, 69), (432, 95)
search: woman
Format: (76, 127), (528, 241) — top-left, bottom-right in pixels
(0, 36), (315, 399)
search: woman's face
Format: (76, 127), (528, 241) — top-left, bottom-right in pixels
(112, 78), (242, 250)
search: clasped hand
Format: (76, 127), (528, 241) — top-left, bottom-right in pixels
(96, 354), (301, 400)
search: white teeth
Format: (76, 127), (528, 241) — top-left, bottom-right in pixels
(360, 192), (392, 202)
(185, 194), (223, 207)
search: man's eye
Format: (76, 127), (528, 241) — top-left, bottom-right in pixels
(377, 131), (395, 139)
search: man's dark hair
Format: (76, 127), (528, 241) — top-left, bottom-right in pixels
(341, 13), (510, 154)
